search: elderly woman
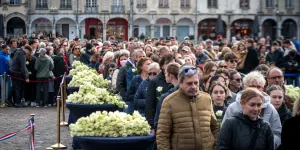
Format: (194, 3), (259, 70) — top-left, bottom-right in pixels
(217, 88), (274, 150)
(267, 85), (291, 124)
(281, 98), (300, 150)
(222, 71), (282, 149)
(134, 62), (160, 115)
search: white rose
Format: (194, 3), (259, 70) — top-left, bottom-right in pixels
(26, 61), (29, 65)
(216, 110), (223, 117)
(156, 86), (163, 92)
(132, 69), (136, 73)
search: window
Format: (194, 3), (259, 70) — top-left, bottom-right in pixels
(36, 0), (48, 9)
(266, 0), (274, 8)
(285, 0), (292, 8)
(159, 0), (169, 8)
(207, 0), (217, 8)
(10, 0), (20, 5)
(181, 0), (190, 7)
(86, 0), (96, 7)
(137, 0), (147, 8)
(240, 0), (249, 8)
(112, 0), (123, 6)
(60, 0), (72, 9)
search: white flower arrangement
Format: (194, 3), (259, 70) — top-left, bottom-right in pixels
(26, 61), (29, 65)
(132, 68), (136, 73)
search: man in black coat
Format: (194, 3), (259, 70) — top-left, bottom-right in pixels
(116, 50), (136, 102)
(9, 39), (29, 108)
(243, 39), (259, 74)
(145, 54), (174, 131)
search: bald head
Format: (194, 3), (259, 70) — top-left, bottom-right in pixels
(267, 67), (284, 86)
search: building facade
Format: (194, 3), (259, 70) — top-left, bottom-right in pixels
(1, 0), (300, 42)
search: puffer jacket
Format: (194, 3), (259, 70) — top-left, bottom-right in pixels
(222, 91), (282, 149)
(156, 89), (219, 150)
(217, 113), (274, 150)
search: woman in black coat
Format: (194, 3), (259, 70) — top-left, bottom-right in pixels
(282, 99), (300, 150)
(217, 88), (274, 150)
(266, 85), (291, 125)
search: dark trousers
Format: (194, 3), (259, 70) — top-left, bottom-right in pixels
(11, 75), (25, 104)
(36, 78), (49, 105)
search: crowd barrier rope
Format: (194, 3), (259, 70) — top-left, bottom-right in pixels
(0, 115), (35, 150)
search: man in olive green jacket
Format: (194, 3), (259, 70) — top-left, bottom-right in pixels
(157, 65), (219, 150)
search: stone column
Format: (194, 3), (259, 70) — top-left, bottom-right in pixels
(194, 24), (198, 44)
(4, 26), (6, 38)
(103, 23), (107, 41)
(27, 24), (32, 36)
(52, 24), (56, 35)
(150, 24), (154, 38)
(129, 23), (133, 38)
(76, 24), (79, 37)
(172, 24), (176, 37)
(277, 25), (281, 39)
(226, 27), (231, 41)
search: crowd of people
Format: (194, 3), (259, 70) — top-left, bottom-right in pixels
(1, 33), (300, 150)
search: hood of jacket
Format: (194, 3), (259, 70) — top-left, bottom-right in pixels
(235, 91), (271, 108)
(156, 71), (166, 80)
(38, 55), (49, 62)
(0, 50), (9, 57)
(234, 112), (263, 128)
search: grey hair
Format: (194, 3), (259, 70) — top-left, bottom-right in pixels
(120, 50), (130, 56)
(39, 42), (46, 48)
(148, 62), (160, 70)
(178, 65), (199, 83)
(135, 50), (146, 56)
(243, 71), (266, 87)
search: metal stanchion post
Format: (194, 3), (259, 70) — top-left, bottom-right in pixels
(48, 86), (67, 149)
(30, 114), (35, 142)
(1, 72), (7, 108)
(60, 73), (68, 126)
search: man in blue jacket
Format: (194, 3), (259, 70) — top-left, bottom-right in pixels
(0, 45), (10, 105)
(0, 45), (10, 74)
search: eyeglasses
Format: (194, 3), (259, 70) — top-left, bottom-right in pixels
(148, 72), (157, 76)
(63, 45), (68, 47)
(219, 65), (227, 68)
(234, 78), (242, 82)
(109, 69), (116, 73)
(74, 48), (80, 50)
(184, 67), (197, 73)
(230, 59), (238, 63)
(269, 76), (283, 80)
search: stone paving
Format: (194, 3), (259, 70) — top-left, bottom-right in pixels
(0, 107), (72, 150)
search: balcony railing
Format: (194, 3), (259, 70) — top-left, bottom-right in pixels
(60, 4), (72, 10)
(137, 4), (147, 8)
(36, 4), (48, 10)
(111, 5), (125, 14)
(85, 5), (98, 13)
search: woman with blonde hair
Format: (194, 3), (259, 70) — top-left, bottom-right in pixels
(219, 47), (231, 60)
(281, 98), (300, 150)
(217, 88), (274, 150)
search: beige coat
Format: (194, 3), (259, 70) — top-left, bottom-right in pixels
(156, 89), (219, 150)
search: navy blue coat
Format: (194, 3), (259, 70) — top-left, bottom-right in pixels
(154, 85), (179, 131)
(127, 75), (143, 103)
(134, 78), (150, 114)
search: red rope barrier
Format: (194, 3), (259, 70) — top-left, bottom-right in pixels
(10, 75), (62, 83)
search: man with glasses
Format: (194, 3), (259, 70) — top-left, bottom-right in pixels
(267, 67), (285, 88)
(228, 70), (243, 94)
(156, 65), (219, 150)
(222, 71), (282, 149)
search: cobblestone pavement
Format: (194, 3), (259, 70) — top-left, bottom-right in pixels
(0, 107), (72, 150)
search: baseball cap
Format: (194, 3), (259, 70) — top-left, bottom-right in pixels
(181, 46), (191, 52)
